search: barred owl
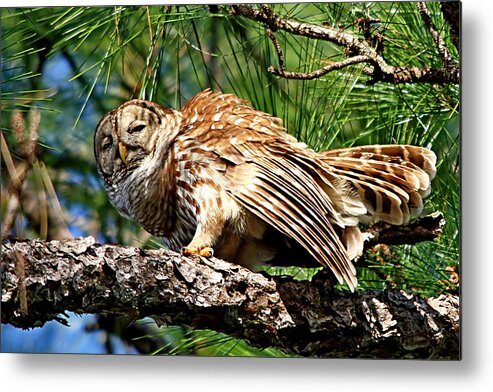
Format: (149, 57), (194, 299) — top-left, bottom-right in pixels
(94, 89), (436, 291)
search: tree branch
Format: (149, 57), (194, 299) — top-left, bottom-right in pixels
(1, 233), (458, 359)
(366, 212), (445, 246)
(417, 2), (454, 67)
(230, 4), (459, 84)
(441, 1), (460, 52)
(266, 28), (370, 80)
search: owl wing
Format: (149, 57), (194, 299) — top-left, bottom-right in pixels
(228, 141), (359, 291)
(181, 91), (358, 290)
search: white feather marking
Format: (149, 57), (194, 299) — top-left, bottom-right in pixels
(230, 137), (238, 145)
(247, 182), (258, 192)
(290, 167), (302, 177)
(268, 196), (280, 206)
(213, 113), (222, 122)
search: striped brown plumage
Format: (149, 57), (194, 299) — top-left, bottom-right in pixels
(94, 89), (436, 291)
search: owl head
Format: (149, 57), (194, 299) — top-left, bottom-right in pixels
(94, 99), (181, 186)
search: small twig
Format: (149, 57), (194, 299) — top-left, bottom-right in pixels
(266, 29), (285, 69)
(270, 54), (370, 80)
(267, 28), (369, 80)
(417, 2), (454, 67)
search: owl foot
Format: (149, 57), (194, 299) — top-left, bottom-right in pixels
(181, 245), (214, 258)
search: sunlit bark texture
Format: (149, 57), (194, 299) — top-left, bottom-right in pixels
(2, 237), (459, 359)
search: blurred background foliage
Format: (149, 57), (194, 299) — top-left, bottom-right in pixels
(1, 2), (459, 356)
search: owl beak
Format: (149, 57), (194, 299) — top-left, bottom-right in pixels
(118, 142), (128, 163)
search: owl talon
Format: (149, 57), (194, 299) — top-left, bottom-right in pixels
(200, 247), (214, 257)
(181, 246), (214, 258)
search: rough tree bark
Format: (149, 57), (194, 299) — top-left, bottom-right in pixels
(1, 234), (459, 359)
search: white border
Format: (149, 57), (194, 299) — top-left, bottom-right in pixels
(2, 0), (492, 391)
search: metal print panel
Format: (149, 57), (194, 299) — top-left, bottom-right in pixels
(1, 2), (460, 359)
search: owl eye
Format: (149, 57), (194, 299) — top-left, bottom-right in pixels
(102, 135), (113, 151)
(128, 122), (146, 134)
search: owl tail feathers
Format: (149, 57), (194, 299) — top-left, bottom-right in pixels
(319, 145), (437, 227)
